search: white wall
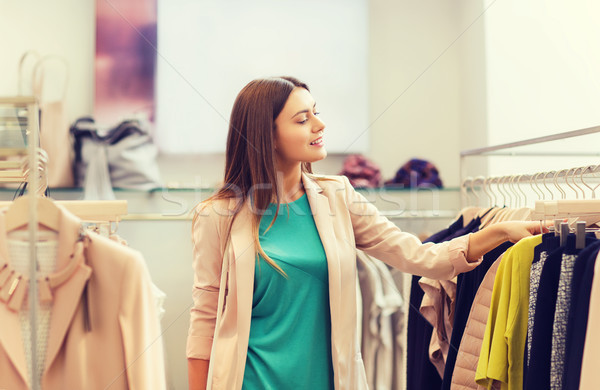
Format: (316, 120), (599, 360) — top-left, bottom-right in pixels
(0, 0), (95, 123)
(368, 0), (489, 187)
(156, 0), (369, 154)
(1, 0), (476, 187)
(483, 0), (600, 176)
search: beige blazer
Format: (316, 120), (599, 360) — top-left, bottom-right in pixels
(187, 173), (481, 390)
(579, 250), (600, 389)
(0, 207), (166, 389)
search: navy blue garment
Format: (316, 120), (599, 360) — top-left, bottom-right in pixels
(563, 239), (600, 390)
(522, 233), (560, 386)
(407, 215), (464, 390)
(524, 234), (596, 390)
(406, 210), (490, 390)
(524, 237), (565, 390)
(440, 241), (513, 390)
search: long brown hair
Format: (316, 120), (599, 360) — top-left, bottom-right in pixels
(201, 76), (313, 275)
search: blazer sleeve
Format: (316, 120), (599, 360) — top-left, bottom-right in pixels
(186, 204), (224, 360)
(343, 176), (481, 279)
(118, 250), (167, 390)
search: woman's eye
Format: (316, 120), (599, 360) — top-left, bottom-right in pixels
(314, 111), (320, 116)
(299, 119), (308, 124)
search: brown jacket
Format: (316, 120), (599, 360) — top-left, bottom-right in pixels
(0, 207), (166, 389)
(451, 254), (503, 390)
(187, 173), (482, 389)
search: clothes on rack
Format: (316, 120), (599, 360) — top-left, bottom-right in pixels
(357, 251), (404, 390)
(407, 192), (600, 390)
(564, 240), (600, 389)
(0, 205), (166, 389)
(476, 235), (542, 389)
(524, 233), (598, 390)
(579, 242), (600, 388)
(448, 230), (600, 390)
(442, 240), (513, 390)
(407, 211), (485, 389)
(406, 215), (464, 390)
(450, 253), (503, 390)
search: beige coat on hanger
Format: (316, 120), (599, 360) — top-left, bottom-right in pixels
(187, 172), (482, 390)
(0, 206), (165, 389)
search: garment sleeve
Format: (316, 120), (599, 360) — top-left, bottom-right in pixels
(475, 248), (513, 387)
(186, 205), (224, 360)
(118, 251), (167, 390)
(344, 176), (481, 279)
(579, 251), (600, 389)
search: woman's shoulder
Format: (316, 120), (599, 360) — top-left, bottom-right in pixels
(193, 197), (240, 218)
(305, 173), (351, 189)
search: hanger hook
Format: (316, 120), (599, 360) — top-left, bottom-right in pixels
(572, 167), (586, 199)
(469, 177), (481, 206)
(506, 176), (515, 208)
(496, 176), (507, 206)
(510, 175), (521, 208)
(543, 171), (555, 200)
(476, 175), (490, 207)
(502, 176), (511, 207)
(530, 172), (542, 200)
(491, 177), (499, 206)
(483, 176), (493, 207)
(564, 167), (579, 199)
(581, 165), (599, 199)
(517, 174), (528, 207)
(554, 169), (568, 199)
(461, 177), (471, 206)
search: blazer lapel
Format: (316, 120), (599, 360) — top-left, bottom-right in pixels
(302, 173), (342, 346)
(228, 200), (255, 384)
(0, 271), (28, 385)
(0, 207), (91, 385)
(43, 208), (92, 375)
(0, 214), (33, 385)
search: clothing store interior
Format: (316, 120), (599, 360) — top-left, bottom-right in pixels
(2, 1), (600, 389)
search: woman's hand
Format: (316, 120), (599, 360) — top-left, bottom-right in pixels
(467, 221), (548, 262)
(499, 221), (548, 243)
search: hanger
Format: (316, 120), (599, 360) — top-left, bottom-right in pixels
(581, 165), (599, 199)
(5, 196), (60, 232)
(532, 166), (600, 228)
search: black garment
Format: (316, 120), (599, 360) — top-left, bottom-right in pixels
(524, 234), (596, 390)
(406, 209), (491, 390)
(440, 241), (513, 390)
(563, 239), (600, 390)
(407, 215), (464, 390)
(522, 233), (559, 386)
(524, 237), (565, 390)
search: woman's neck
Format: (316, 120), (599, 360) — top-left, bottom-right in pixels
(277, 164), (304, 203)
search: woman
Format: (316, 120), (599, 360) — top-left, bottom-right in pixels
(187, 77), (542, 390)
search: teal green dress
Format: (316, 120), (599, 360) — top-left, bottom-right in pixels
(242, 193), (335, 389)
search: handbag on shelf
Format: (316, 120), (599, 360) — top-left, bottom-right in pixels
(70, 116), (162, 200)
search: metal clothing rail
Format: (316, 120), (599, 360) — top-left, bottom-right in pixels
(460, 124), (600, 157)
(460, 124), (600, 190)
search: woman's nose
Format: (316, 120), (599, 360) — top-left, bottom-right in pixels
(313, 116), (325, 132)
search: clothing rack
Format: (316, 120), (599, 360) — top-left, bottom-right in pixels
(459, 125), (600, 208)
(0, 96), (42, 390)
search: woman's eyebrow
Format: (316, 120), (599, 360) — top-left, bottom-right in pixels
(291, 102), (317, 119)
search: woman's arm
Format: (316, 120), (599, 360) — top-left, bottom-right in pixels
(466, 221), (545, 262)
(187, 204), (226, 386)
(342, 176), (545, 278)
(188, 358), (210, 390)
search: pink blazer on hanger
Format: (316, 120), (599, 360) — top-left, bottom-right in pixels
(0, 206), (166, 389)
(187, 172), (482, 390)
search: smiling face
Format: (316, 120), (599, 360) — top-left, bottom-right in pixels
(273, 87), (327, 171)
